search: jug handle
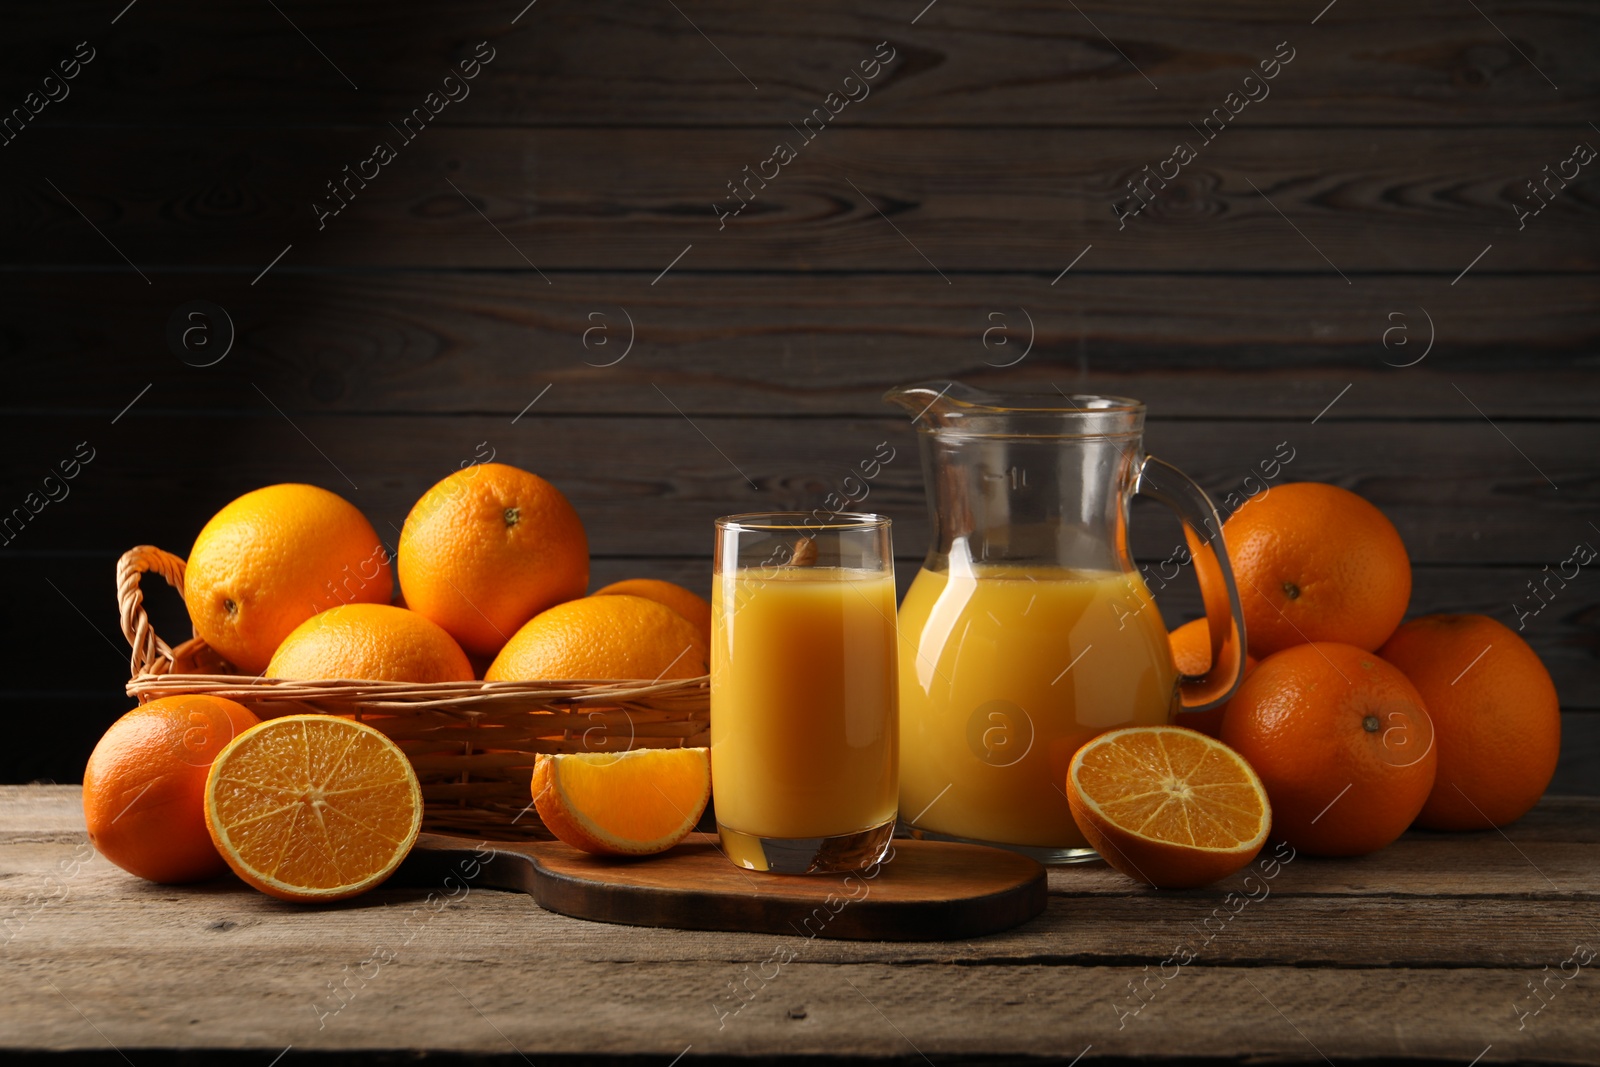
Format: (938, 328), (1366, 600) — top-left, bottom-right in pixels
(1135, 456), (1248, 713)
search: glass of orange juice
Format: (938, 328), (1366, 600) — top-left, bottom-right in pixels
(711, 512), (898, 873)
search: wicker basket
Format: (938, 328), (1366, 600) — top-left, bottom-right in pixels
(117, 545), (710, 839)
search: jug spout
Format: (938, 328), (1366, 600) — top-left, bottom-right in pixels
(883, 377), (1004, 422)
(882, 380), (967, 426)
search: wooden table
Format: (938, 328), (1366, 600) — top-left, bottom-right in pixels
(4, 785), (1596, 1064)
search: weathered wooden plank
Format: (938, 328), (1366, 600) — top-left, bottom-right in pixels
(5, 787), (1597, 849)
(1, 797), (1594, 1067)
(6, 272), (1598, 417)
(5, 128), (1596, 271)
(5, 960), (1591, 1062)
(0, 787), (83, 832)
(3, 838), (1597, 973)
(2, 786), (1597, 1066)
(9, 790), (1600, 940)
(8, 0), (1596, 126)
(1, 415), (1592, 564)
(7, 814), (1599, 905)
(6, 786), (1596, 892)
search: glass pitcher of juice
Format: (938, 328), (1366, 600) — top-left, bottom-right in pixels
(885, 381), (1248, 862)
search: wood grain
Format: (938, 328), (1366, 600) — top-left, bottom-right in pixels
(4, 0), (1598, 834)
(399, 833), (1047, 941)
(5, 272), (1598, 417)
(9, 957), (1595, 1061)
(1, 414), (1591, 564)
(5, 128), (1596, 271)
(2, 789), (1596, 1062)
(3, 835), (1596, 963)
(8, 0), (1596, 126)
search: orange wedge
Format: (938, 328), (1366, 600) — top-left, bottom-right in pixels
(204, 715), (422, 902)
(531, 747), (710, 856)
(1067, 726), (1271, 890)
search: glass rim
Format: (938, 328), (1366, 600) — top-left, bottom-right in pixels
(715, 510), (891, 532)
(944, 390), (1145, 415)
(886, 380), (1146, 416)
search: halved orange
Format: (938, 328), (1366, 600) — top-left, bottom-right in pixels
(1067, 726), (1270, 890)
(204, 715), (422, 901)
(531, 747), (710, 856)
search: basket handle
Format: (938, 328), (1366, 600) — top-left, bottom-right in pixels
(117, 545), (190, 678)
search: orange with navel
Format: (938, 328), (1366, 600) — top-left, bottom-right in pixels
(83, 695), (261, 883)
(592, 577), (712, 648)
(1379, 614), (1560, 830)
(1222, 482), (1412, 657)
(486, 595), (709, 682)
(1221, 642), (1437, 856)
(184, 484), (392, 674)
(266, 603), (474, 683)
(399, 463), (588, 658)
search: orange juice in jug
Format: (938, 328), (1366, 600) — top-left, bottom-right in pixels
(884, 381), (1247, 862)
(898, 565), (1178, 850)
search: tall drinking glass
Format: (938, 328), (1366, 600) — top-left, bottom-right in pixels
(711, 513), (898, 873)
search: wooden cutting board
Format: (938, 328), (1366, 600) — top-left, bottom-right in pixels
(397, 832), (1047, 941)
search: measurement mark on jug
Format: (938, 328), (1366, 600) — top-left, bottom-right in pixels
(1051, 644), (1094, 685)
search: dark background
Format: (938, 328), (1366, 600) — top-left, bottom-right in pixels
(2, 2), (1595, 789)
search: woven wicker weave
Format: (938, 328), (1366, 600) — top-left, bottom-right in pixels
(117, 545), (709, 839)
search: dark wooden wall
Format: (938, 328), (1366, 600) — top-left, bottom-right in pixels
(3, 1), (1596, 789)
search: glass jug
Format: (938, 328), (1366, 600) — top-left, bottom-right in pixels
(885, 381), (1248, 862)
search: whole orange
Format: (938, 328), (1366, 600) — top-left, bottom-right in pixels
(592, 577), (712, 648)
(1223, 482), (1411, 657)
(185, 484), (392, 675)
(1379, 614), (1559, 830)
(1220, 642), (1436, 856)
(399, 463), (588, 657)
(1167, 618), (1259, 738)
(83, 695), (260, 883)
(486, 595), (709, 682)
(266, 603), (474, 683)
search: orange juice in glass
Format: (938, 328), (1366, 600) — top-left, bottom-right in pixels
(711, 513), (897, 873)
